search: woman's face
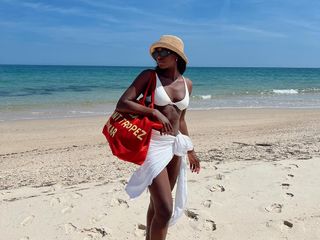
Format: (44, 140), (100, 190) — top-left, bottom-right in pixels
(152, 48), (177, 69)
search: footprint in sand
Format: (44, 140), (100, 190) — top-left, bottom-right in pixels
(283, 220), (293, 228)
(281, 183), (290, 190)
(184, 209), (199, 221)
(286, 174), (294, 180)
(82, 227), (109, 238)
(266, 219), (284, 230)
(265, 220), (274, 228)
(134, 224), (146, 237)
(289, 164), (299, 168)
(265, 203), (283, 213)
(137, 223), (146, 230)
(119, 179), (128, 185)
(266, 219), (294, 230)
(89, 213), (108, 224)
(207, 184), (225, 192)
(204, 219), (217, 231)
(286, 192), (294, 197)
(202, 200), (212, 208)
(114, 198), (129, 208)
(283, 164), (299, 171)
(213, 174), (225, 180)
(20, 215), (35, 226)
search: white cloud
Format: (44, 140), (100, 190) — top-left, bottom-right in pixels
(225, 24), (287, 38)
(77, 0), (147, 15)
(284, 19), (320, 34)
(1, 0), (120, 23)
(22, 2), (81, 14)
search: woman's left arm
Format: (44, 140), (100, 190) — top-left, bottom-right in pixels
(179, 78), (200, 174)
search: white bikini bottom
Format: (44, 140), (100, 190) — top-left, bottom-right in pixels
(125, 129), (193, 226)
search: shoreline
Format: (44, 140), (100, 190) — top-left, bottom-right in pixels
(1, 106), (320, 123)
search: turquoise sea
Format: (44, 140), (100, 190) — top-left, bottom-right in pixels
(0, 65), (320, 121)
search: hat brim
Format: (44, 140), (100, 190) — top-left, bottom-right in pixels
(150, 42), (188, 64)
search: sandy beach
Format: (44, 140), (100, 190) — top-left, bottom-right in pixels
(1, 109), (320, 240)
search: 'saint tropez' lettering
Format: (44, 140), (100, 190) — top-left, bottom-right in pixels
(107, 113), (147, 141)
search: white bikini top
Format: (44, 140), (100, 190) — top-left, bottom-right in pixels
(146, 73), (189, 111)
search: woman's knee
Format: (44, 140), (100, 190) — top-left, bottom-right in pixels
(154, 201), (173, 223)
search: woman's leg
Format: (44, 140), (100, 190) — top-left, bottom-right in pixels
(148, 168), (172, 240)
(145, 156), (182, 240)
(167, 156), (182, 190)
(145, 197), (154, 239)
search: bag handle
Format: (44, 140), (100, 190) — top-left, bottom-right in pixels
(140, 71), (156, 108)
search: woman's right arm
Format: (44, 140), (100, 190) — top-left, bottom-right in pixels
(116, 70), (154, 117)
(115, 70), (173, 134)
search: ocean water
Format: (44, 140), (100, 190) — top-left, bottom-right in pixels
(0, 65), (320, 121)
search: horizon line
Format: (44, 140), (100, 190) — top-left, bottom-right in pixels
(0, 63), (320, 69)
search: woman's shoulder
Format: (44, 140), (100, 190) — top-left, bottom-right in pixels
(139, 69), (155, 77)
(130, 69), (157, 93)
(183, 76), (193, 93)
(134, 69), (155, 81)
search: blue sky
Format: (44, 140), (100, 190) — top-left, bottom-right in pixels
(1, 0), (320, 67)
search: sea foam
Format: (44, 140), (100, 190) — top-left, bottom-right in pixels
(199, 95), (212, 100)
(273, 89), (299, 94)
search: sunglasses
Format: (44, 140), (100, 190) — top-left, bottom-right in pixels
(152, 49), (172, 59)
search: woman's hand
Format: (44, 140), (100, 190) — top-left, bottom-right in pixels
(187, 150), (200, 174)
(152, 109), (173, 135)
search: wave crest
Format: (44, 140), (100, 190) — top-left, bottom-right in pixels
(193, 95), (212, 100)
(273, 89), (298, 94)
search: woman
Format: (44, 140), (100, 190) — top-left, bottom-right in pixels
(116, 35), (200, 240)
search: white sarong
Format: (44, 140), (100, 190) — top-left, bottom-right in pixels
(125, 129), (193, 226)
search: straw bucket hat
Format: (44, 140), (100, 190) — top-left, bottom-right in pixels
(150, 35), (188, 64)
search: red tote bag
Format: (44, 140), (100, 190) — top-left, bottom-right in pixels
(102, 72), (162, 165)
